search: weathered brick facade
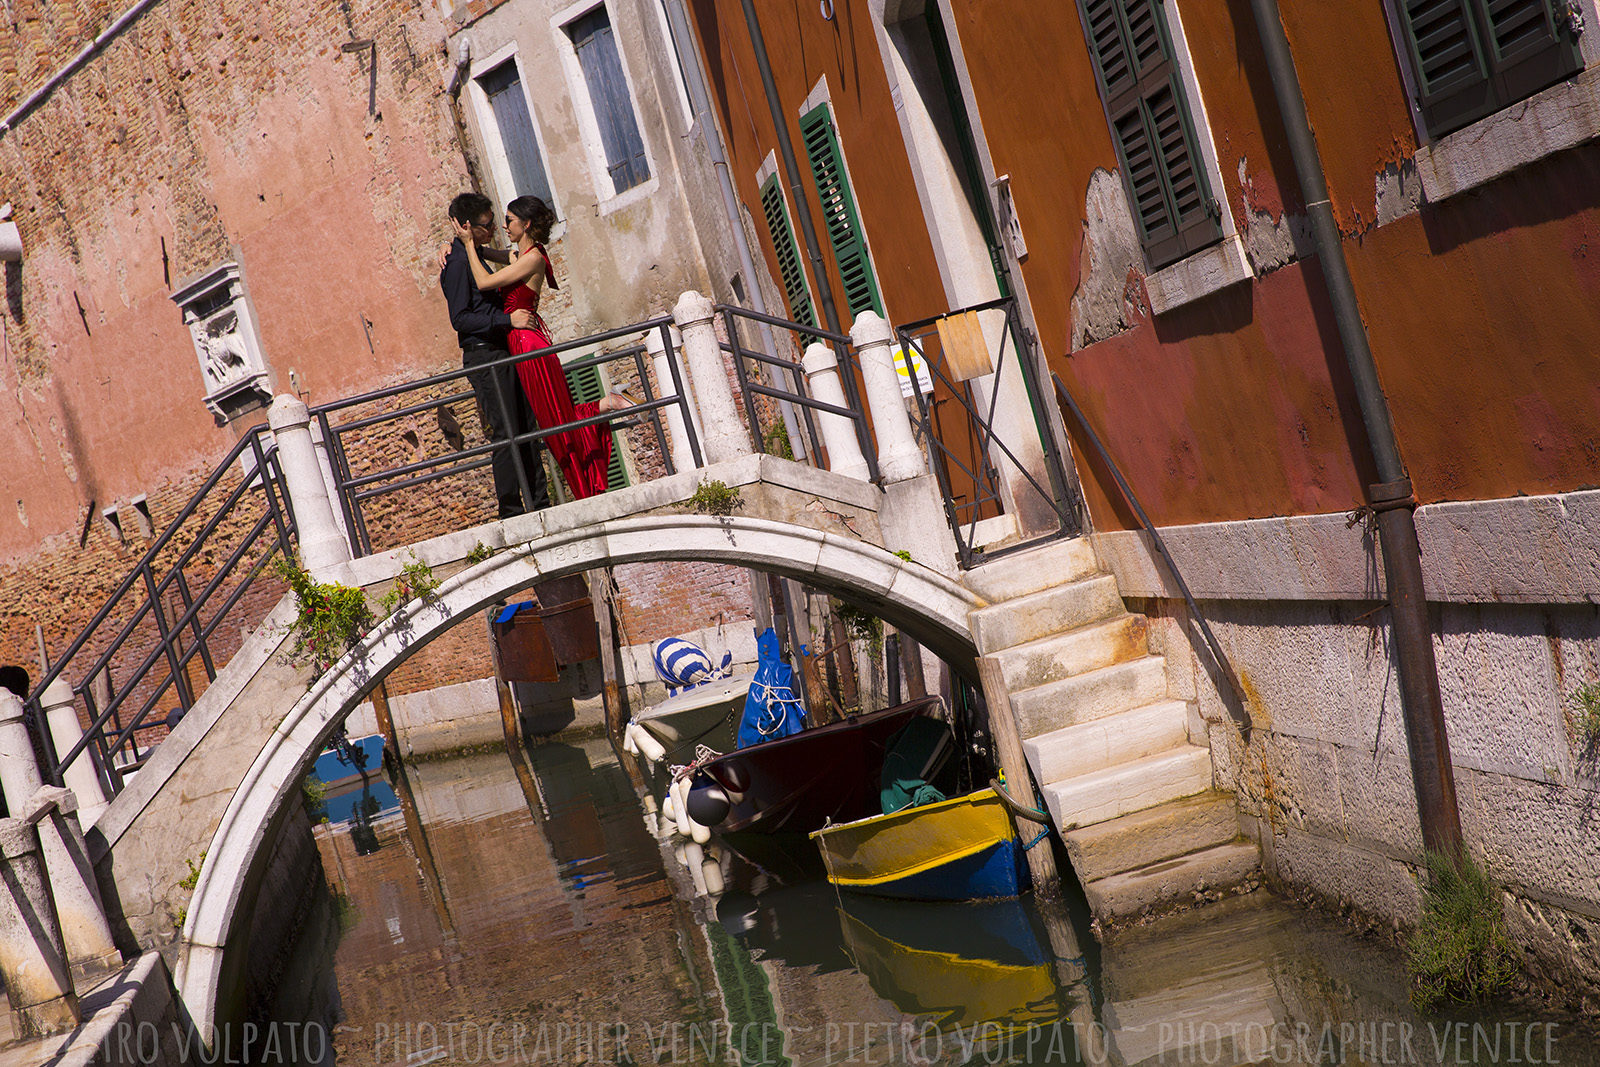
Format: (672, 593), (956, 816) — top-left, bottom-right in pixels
(1, 0), (768, 737)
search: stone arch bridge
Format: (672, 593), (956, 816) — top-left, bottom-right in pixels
(18, 296), (1252, 1043)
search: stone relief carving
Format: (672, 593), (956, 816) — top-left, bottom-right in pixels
(171, 263), (271, 424)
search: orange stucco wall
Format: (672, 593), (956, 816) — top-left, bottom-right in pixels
(945, 0), (1600, 530)
(688, 0), (945, 331)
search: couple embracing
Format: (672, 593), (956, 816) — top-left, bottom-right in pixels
(439, 191), (634, 517)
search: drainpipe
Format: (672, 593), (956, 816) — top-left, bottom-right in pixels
(1245, 0), (1462, 857)
(736, 0), (844, 336)
(663, 0), (807, 459)
(0, 0), (162, 139)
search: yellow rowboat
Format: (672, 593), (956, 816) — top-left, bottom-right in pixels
(810, 788), (1029, 901)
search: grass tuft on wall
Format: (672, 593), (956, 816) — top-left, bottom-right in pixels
(1408, 849), (1517, 1011)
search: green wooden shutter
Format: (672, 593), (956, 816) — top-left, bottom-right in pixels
(564, 362), (629, 491)
(1397, 0), (1580, 137)
(758, 174), (816, 328)
(799, 104), (884, 319)
(1078, 0), (1221, 270)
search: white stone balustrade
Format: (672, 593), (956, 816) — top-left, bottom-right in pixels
(268, 394), (351, 575)
(800, 342), (870, 481)
(0, 818), (78, 1036)
(851, 311), (927, 483)
(644, 322), (701, 471)
(42, 679), (108, 828)
(673, 292), (752, 465)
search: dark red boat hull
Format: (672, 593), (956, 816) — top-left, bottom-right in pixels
(702, 696), (946, 834)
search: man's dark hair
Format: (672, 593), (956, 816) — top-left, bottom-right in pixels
(449, 192), (494, 225)
(0, 666), (29, 699)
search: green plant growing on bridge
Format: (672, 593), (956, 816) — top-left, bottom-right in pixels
(379, 553), (441, 615)
(1407, 850), (1516, 1012)
(301, 774), (328, 818)
(178, 851), (206, 892)
(465, 541), (496, 566)
(689, 479), (742, 517)
(763, 421), (794, 460)
(832, 598), (883, 658)
(276, 557), (375, 676)
(893, 549), (912, 563)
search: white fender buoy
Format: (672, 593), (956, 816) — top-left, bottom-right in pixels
(662, 793), (679, 830)
(633, 725), (667, 765)
(671, 777), (694, 838)
(701, 856), (725, 895)
(623, 723), (639, 754)
(684, 841), (709, 895)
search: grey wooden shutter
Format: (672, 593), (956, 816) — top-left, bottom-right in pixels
(1078, 0), (1221, 270)
(1397, 0), (1580, 137)
(799, 105), (884, 319)
(759, 175), (816, 328)
(565, 362), (629, 491)
(570, 7), (651, 192)
(478, 61), (555, 206)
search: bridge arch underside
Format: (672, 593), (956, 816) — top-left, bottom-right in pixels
(174, 513), (981, 1039)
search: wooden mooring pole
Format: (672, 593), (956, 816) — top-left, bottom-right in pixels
(977, 654), (1061, 899)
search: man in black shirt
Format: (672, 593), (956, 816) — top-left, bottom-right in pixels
(441, 192), (549, 518)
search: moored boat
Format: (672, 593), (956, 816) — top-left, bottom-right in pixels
(625, 672), (753, 769)
(810, 787), (1028, 901)
(692, 695), (950, 835)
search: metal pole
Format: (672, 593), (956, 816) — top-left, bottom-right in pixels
(736, 0), (843, 336)
(1245, 0), (1460, 855)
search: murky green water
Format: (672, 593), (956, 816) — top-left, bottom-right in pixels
(275, 740), (1599, 1066)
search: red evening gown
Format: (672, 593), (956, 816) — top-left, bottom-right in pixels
(505, 245), (613, 499)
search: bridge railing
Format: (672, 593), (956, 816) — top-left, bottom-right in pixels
(26, 430), (298, 804)
(716, 304), (879, 482)
(894, 295), (1080, 566)
(26, 299), (878, 798)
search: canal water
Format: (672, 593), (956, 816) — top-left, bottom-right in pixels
(272, 738), (1600, 1066)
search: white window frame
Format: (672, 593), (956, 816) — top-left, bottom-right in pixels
(651, 0), (697, 131)
(1378, 0), (1600, 211)
(465, 41), (566, 239)
(551, 0), (660, 213)
(1135, 0), (1251, 315)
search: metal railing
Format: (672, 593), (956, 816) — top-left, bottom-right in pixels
(716, 304), (878, 482)
(894, 296), (1079, 567)
(24, 304), (863, 795)
(27, 430), (297, 796)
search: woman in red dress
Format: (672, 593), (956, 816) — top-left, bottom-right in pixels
(453, 196), (633, 499)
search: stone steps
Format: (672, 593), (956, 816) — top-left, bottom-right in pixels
(969, 573), (1124, 655)
(1024, 699), (1190, 784)
(1081, 841), (1261, 922)
(963, 535), (1258, 926)
(990, 614), (1150, 693)
(1042, 746), (1213, 832)
(1065, 790), (1243, 882)
(1010, 656), (1170, 737)
(962, 538), (1100, 602)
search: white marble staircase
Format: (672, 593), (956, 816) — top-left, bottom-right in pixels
(964, 538), (1258, 922)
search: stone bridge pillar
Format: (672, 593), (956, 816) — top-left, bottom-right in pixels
(269, 394), (352, 575)
(41, 680), (108, 829)
(851, 311), (926, 483)
(674, 291), (751, 465)
(0, 819), (78, 1037)
(0, 694), (120, 983)
(644, 322), (700, 470)
(801, 342), (869, 481)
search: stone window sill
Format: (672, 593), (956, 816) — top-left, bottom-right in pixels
(1409, 65), (1600, 207)
(1146, 234), (1252, 315)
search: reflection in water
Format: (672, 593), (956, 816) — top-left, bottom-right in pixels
(272, 740), (1599, 1067)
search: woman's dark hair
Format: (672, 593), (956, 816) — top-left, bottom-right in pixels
(507, 196), (558, 244)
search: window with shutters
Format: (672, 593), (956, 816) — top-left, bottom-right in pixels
(1391, 0), (1583, 138)
(1076, 0), (1222, 271)
(799, 104), (885, 320)
(565, 361), (631, 493)
(758, 174), (816, 329)
(472, 53), (557, 213)
(565, 4), (651, 196)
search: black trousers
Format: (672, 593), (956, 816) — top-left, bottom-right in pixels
(462, 343), (549, 517)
